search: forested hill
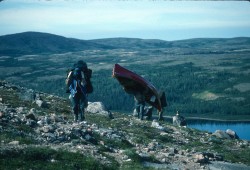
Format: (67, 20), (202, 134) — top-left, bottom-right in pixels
(89, 37), (250, 50)
(0, 32), (114, 56)
(1, 32), (250, 119)
(1, 32), (250, 56)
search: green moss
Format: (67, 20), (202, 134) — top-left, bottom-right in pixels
(0, 131), (35, 145)
(123, 149), (141, 163)
(0, 146), (117, 170)
(225, 149), (250, 165)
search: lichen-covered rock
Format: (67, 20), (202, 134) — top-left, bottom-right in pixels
(36, 99), (47, 108)
(212, 130), (231, 139)
(226, 129), (239, 139)
(86, 102), (113, 118)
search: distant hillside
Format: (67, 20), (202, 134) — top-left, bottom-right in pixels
(0, 32), (114, 56)
(1, 32), (250, 57)
(172, 37), (250, 49)
(90, 37), (250, 50)
(89, 38), (172, 49)
(1, 32), (250, 117)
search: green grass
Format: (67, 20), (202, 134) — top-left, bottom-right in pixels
(0, 131), (35, 145)
(0, 146), (117, 170)
(121, 149), (156, 170)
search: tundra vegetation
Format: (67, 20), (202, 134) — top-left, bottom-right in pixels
(0, 81), (250, 169)
(1, 34), (250, 120)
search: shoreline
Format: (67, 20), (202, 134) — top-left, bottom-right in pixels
(112, 111), (250, 122)
(163, 116), (250, 122)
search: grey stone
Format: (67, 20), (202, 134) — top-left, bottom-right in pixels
(42, 125), (55, 133)
(213, 130), (231, 139)
(9, 141), (19, 145)
(25, 112), (36, 121)
(36, 99), (47, 108)
(86, 102), (113, 118)
(226, 129), (239, 139)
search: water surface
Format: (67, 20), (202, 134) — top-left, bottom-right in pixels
(187, 120), (250, 141)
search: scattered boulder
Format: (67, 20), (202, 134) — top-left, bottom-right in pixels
(194, 152), (224, 163)
(16, 107), (26, 114)
(194, 153), (209, 164)
(41, 125), (55, 133)
(35, 99), (47, 108)
(226, 129), (239, 139)
(25, 112), (37, 121)
(213, 129), (240, 140)
(212, 130), (231, 139)
(8, 141), (20, 145)
(86, 102), (113, 119)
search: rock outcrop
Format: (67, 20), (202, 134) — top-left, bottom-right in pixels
(0, 81), (250, 170)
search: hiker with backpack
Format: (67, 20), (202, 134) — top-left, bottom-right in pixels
(66, 60), (93, 122)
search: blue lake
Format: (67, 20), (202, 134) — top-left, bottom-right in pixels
(187, 120), (250, 141)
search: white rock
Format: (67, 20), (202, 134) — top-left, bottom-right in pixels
(9, 141), (19, 145)
(86, 102), (113, 118)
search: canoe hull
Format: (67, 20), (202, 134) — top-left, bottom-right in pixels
(112, 64), (165, 111)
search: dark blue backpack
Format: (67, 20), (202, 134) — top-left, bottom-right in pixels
(72, 67), (82, 80)
(65, 67), (93, 94)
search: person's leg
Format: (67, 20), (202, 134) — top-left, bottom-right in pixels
(72, 94), (80, 122)
(139, 102), (145, 120)
(146, 107), (153, 120)
(79, 93), (86, 121)
(158, 110), (164, 121)
(135, 101), (140, 119)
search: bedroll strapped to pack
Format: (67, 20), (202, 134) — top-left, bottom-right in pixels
(65, 70), (73, 93)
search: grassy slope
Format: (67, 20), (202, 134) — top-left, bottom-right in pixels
(0, 81), (250, 170)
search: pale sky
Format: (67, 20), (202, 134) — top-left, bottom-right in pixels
(0, 0), (250, 41)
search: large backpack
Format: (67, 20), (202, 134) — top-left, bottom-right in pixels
(65, 67), (93, 94)
(84, 68), (93, 94)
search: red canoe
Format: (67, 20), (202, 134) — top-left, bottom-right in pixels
(112, 63), (165, 112)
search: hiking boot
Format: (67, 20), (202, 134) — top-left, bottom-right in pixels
(80, 115), (85, 121)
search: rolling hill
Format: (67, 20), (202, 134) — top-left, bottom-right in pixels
(1, 32), (250, 57)
(0, 32), (250, 119)
(0, 32), (114, 56)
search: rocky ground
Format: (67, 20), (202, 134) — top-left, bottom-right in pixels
(0, 81), (250, 170)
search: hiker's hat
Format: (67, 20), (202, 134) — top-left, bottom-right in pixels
(77, 60), (87, 70)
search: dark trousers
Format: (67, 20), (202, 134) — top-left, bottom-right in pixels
(135, 101), (145, 120)
(70, 92), (87, 121)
